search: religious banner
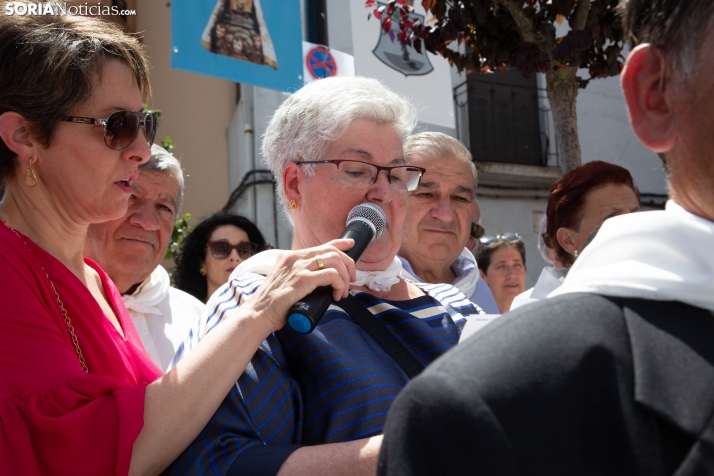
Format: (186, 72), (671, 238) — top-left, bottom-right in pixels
(172, 0), (302, 92)
(201, 0), (278, 69)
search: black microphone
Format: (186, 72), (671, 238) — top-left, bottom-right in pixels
(287, 203), (386, 334)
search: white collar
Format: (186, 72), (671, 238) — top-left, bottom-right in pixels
(122, 265), (170, 316)
(399, 248), (480, 298)
(550, 201), (714, 313)
(232, 249), (403, 292)
(530, 266), (568, 300)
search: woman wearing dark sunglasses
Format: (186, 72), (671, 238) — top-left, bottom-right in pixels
(0, 12), (299, 476)
(175, 213), (268, 302)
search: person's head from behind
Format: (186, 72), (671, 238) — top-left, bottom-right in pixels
(543, 160), (640, 268)
(0, 7), (153, 223)
(262, 76), (417, 271)
(84, 145), (183, 294)
(175, 213), (267, 302)
(476, 235), (526, 313)
(399, 132), (477, 278)
(620, 0), (714, 222)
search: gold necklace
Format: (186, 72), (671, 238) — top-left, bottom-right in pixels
(1, 219), (88, 373)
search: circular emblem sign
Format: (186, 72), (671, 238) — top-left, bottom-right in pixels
(305, 46), (338, 79)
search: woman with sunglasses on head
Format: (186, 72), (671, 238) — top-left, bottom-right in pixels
(510, 161), (641, 311)
(175, 213), (268, 303)
(476, 233), (527, 314)
(0, 11), (351, 476)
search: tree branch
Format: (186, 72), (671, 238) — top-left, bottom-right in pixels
(496, 0), (545, 46)
(571, 0), (590, 31)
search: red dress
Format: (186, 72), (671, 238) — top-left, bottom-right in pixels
(0, 225), (162, 475)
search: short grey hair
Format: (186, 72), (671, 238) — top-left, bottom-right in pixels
(621, 0), (714, 78)
(403, 132), (477, 191)
(261, 76), (417, 220)
(139, 144), (184, 216)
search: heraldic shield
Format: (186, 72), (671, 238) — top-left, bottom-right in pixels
(372, 2), (433, 76)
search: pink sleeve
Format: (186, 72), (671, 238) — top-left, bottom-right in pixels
(0, 236), (158, 475)
(0, 376), (148, 476)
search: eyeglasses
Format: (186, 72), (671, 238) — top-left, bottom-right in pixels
(64, 110), (158, 151)
(294, 160), (426, 192)
(470, 222), (485, 240)
(479, 232), (520, 245)
(206, 241), (259, 260)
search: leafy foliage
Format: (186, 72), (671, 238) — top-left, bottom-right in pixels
(366, 0), (625, 88)
(165, 213), (195, 260)
(160, 136), (176, 154)
(143, 104), (162, 120)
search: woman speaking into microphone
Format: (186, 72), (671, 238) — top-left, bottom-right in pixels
(168, 76), (481, 476)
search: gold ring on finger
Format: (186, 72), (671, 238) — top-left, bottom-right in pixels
(316, 255), (325, 270)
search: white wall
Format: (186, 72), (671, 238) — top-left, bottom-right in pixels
(577, 76), (667, 194)
(226, 86), (293, 249)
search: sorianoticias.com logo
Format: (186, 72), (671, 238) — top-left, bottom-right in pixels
(5, 2), (136, 16)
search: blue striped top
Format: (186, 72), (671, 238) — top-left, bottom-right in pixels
(166, 275), (480, 476)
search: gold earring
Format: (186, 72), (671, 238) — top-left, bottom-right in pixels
(289, 199), (297, 211)
(25, 159), (38, 187)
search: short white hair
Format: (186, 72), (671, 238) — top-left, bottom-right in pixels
(261, 76), (417, 221)
(140, 144), (184, 216)
(403, 132), (477, 190)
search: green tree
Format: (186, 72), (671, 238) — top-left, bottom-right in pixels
(166, 213), (195, 261)
(367, 0), (625, 173)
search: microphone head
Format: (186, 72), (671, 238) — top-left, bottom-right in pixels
(346, 203), (386, 242)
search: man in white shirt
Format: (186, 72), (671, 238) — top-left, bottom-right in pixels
(398, 132), (499, 314)
(84, 144), (204, 372)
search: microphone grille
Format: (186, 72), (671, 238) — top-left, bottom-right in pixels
(346, 203), (386, 241)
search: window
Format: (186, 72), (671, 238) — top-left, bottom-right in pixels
(463, 68), (546, 166)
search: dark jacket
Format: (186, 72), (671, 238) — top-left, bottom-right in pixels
(378, 293), (714, 476)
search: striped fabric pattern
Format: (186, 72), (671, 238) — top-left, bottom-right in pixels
(167, 275), (481, 476)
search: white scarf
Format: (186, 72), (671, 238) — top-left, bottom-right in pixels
(232, 249), (403, 292)
(550, 201), (714, 313)
(122, 265), (170, 316)
(400, 248), (480, 298)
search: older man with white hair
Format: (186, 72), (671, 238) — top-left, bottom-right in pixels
(85, 145), (204, 372)
(399, 132), (499, 314)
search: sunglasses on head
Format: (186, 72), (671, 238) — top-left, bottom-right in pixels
(64, 110), (158, 151)
(470, 222), (485, 240)
(206, 240), (258, 260)
(479, 232), (520, 246)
